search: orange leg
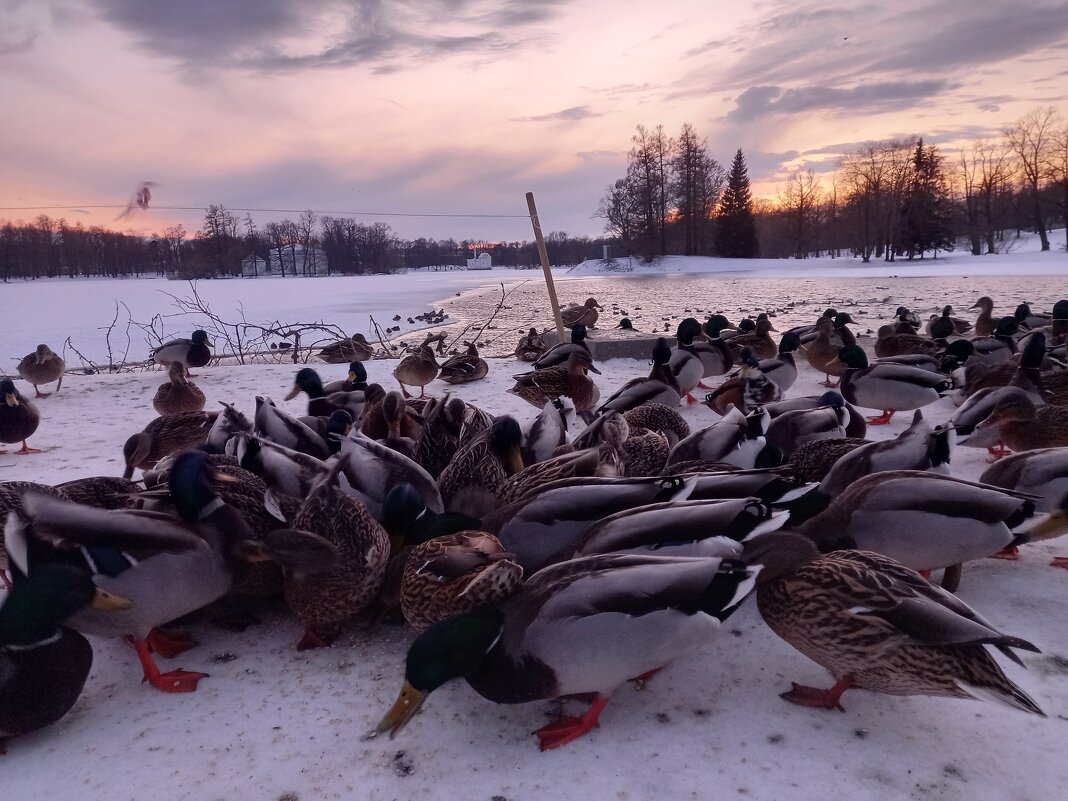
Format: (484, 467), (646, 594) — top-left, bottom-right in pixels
(697, 381), (713, 390)
(684, 391), (700, 404)
(990, 545), (1019, 561)
(398, 381), (411, 399)
(986, 442), (1011, 463)
(296, 626), (337, 651)
(866, 409), (896, 425)
(129, 637), (208, 693)
(1049, 557), (1068, 569)
(145, 627), (199, 658)
(15, 441), (41, 454)
(34, 386), (50, 399)
(819, 375), (839, 388)
(631, 667), (662, 690)
(535, 694), (610, 751)
(780, 675), (853, 712)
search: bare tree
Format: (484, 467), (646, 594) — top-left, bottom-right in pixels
(1046, 122), (1068, 251)
(778, 169), (823, 258)
(670, 123), (724, 255)
(1005, 106), (1060, 251)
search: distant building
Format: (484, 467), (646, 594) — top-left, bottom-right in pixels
(242, 245), (330, 277)
(466, 251), (492, 270)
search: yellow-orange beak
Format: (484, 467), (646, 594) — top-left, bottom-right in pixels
(376, 681), (428, 739)
(284, 385), (301, 401)
(91, 587), (133, 611)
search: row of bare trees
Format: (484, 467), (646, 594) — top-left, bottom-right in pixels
(0, 205), (616, 281)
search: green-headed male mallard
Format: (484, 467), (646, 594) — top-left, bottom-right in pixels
(150, 330), (212, 376)
(377, 551), (758, 750)
(835, 344), (951, 425)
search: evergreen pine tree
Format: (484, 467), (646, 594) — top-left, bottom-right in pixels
(898, 140), (954, 259)
(715, 148), (759, 258)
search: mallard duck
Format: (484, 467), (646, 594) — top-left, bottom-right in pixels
(836, 344), (951, 425)
(817, 410), (953, 499)
(515, 328), (547, 362)
(668, 318), (706, 402)
(623, 403), (690, 447)
(874, 325), (940, 359)
(0, 562), (130, 750)
(757, 332), (801, 392)
(621, 427), (670, 476)
(153, 360), (206, 416)
(692, 315), (738, 381)
(957, 331), (1046, 398)
(965, 316), (1018, 365)
(393, 343), (439, 398)
(413, 394), (467, 478)
(55, 476), (141, 510)
(976, 393), (1068, 451)
(361, 383), (421, 442)
(741, 531), (1044, 715)
(666, 407), (780, 470)
(795, 470), (1048, 574)
(981, 447), (1068, 514)
(285, 367), (366, 420)
(764, 391), (849, 460)
(970, 297), (996, 337)
(16, 344), (65, 398)
(234, 433), (331, 500)
(14, 451), (265, 692)
(299, 409), (354, 456)
(616, 317), (636, 331)
(533, 323), (592, 370)
(150, 330), (212, 375)
(803, 318), (845, 387)
(206, 401), (253, 453)
(1014, 303), (1051, 330)
(786, 308), (837, 344)
(437, 416), (524, 516)
(950, 385), (1044, 460)
(333, 434), (443, 518)
(704, 347), (782, 415)
(318, 333), (375, 363)
(729, 317), (779, 362)
(324, 361), (368, 393)
(927, 305), (963, 340)
(560, 297), (601, 328)
(501, 448), (614, 505)
(439, 342), (488, 384)
(254, 396), (330, 460)
(1052, 299), (1068, 345)
(765, 393), (868, 439)
(122, 410), (217, 479)
(0, 482), (67, 581)
(522, 398), (576, 465)
(598, 337), (681, 414)
(400, 531), (523, 633)
(509, 350), (600, 411)
(488, 476), (696, 572)
(0, 379), (40, 455)
(378, 391), (418, 459)
(894, 306), (921, 329)
(278, 463), (388, 649)
(787, 437), (870, 483)
(377, 551), (758, 750)
(721, 317), (757, 341)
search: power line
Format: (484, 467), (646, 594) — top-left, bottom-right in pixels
(0, 203), (532, 219)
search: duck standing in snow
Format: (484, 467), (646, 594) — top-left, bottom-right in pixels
(16, 344), (65, 398)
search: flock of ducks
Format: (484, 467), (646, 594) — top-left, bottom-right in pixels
(1, 294), (1068, 755)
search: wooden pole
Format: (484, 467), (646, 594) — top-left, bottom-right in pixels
(526, 191), (567, 341)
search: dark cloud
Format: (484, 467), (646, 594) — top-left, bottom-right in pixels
(726, 80), (953, 121)
(0, 32), (37, 56)
(86, 0), (566, 72)
(513, 106), (603, 123)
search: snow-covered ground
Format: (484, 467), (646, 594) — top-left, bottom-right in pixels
(3, 338), (1068, 800)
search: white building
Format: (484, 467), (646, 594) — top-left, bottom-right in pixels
(242, 245), (330, 277)
(466, 251), (492, 270)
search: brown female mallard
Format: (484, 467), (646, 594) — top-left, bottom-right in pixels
(728, 317), (779, 362)
(437, 416), (524, 516)
(508, 350), (600, 411)
(318, 333), (375, 363)
(17, 344), (65, 398)
(393, 343), (439, 398)
(153, 361), (207, 416)
(400, 531), (523, 633)
(802, 318), (846, 387)
(742, 532), (1044, 715)
(0, 380), (41, 455)
(560, 297), (601, 328)
(514, 328), (546, 362)
(970, 297), (996, 337)
(277, 465), (389, 650)
(122, 410), (218, 479)
(439, 342), (488, 384)
(977, 393), (1068, 452)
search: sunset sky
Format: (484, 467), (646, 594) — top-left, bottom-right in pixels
(2, 0), (1067, 242)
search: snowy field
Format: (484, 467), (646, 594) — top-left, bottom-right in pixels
(2, 235), (1068, 801)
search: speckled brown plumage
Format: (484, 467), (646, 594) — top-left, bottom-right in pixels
(281, 476), (390, 647)
(152, 361), (206, 416)
(414, 395), (467, 479)
(400, 531), (523, 632)
(747, 534), (1044, 714)
(318, 333), (374, 363)
(0, 481), (68, 574)
(623, 403), (690, 446)
(787, 437), (871, 482)
(508, 351), (599, 411)
(55, 476), (141, 510)
(122, 411), (218, 480)
(622, 427), (670, 477)
(16, 344), (65, 397)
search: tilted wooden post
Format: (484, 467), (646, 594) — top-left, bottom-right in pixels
(526, 192), (567, 341)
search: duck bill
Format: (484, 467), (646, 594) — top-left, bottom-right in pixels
(1027, 509), (1068, 542)
(5, 392), (18, 407)
(505, 445), (525, 476)
(92, 587), (133, 611)
(284, 385), (301, 401)
(347, 371), (357, 383)
(587, 364), (602, 375)
(376, 681), (428, 739)
(212, 471), (240, 483)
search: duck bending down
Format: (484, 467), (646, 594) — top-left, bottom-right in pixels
(835, 345), (951, 425)
(377, 551), (759, 750)
(741, 532), (1044, 716)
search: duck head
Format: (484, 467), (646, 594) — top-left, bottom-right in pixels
(347, 361), (368, 387)
(651, 337), (672, 365)
(286, 367), (326, 400)
(778, 332), (801, 354)
(377, 608), (504, 738)
(835, 344), (869, 370)
(616, 317), (634, 330)
(969, 297), (993, 312)
(191, 330), (211, 347)
(168, 450), (229, 522)
(675, 318), (704, 346)
(490, 416), (525, 475)
(1, 378), (22, 407)
(704, 315), (736, 338)
(570, 323), (590, 344)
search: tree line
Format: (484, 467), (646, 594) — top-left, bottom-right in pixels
(0, 206), (616, 281)
(600, 106), (1068, 261)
